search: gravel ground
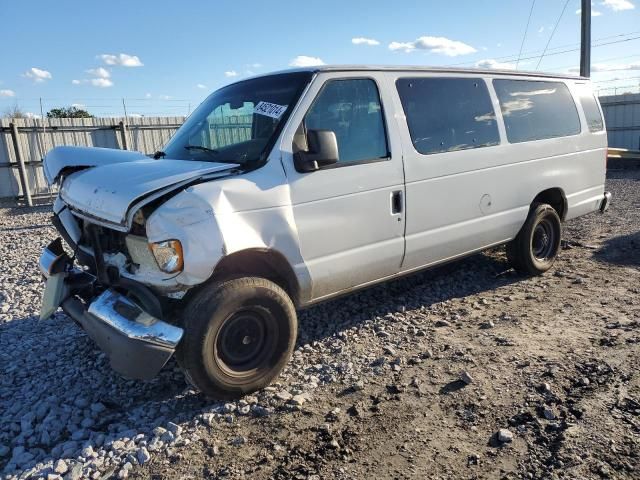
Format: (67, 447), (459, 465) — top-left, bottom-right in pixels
(1, 169), (639, 480)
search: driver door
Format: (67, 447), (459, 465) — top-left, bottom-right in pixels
(281, 72), (406, 301)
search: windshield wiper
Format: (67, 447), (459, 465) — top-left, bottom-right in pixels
(183, 145), (241, 165)
(152, 151), (166, 159)
(184, 145), (219, 155)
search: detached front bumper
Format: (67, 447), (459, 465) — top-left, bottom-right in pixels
(39, 240), (184, 380)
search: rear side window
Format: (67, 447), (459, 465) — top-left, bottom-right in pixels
(396, 77), (500, 155)
(577, 86), (604, 132)
(303, 78), (388, 165)
(493, 79), (581, 143)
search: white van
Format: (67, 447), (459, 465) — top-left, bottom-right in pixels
(39, 66), (611, 398)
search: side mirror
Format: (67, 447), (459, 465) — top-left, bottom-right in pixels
(294, 129), (339, 172)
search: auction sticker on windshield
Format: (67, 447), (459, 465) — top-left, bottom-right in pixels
(254, 101), (288, 119)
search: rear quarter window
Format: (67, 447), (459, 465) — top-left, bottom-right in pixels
(577, 86), (604, 132)
(396, 77), (500, 155)
(493, 79), (581, 143)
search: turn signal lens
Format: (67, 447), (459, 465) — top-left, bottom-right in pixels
(149, 240), (183, 273)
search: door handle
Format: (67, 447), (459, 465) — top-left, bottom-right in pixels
(391, 190), (403, 215)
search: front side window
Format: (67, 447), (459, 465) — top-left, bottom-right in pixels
(396, 77), (500, 155)
(493, 79), (581, 143)
(163, 72), (312, 166)
(576, 84), (604, 132)
(302, 79), (388, 165)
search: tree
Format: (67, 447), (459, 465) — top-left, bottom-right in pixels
(2, 104), (28, 119)
(47, 106), (93, 118)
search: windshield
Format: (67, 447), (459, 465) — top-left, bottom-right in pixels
(163, 72), (312, 165)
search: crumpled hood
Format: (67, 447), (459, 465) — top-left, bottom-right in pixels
(44, 146), (237, 228)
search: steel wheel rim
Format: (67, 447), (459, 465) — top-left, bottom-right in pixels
(215, 307), (276, 376)
(532, 218), (555, 260)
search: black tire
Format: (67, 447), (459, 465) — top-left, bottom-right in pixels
(506, 203), (562, 275)
(177, 277), (297, 399)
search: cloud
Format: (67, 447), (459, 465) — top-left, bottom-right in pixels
(0, 89), (15, 97)
(475, 59), (517, 70)
(90, 78), (113, 88)
(71, 103), (85, 109)
(224, 70), (238, 77)
(145, 93), (152, 99)
(576, 8), (603, 15)
(86, 67), (110, 78)
(71, 79), (81, 85)
(247, 63), (263, 69)
(388, 36), (476, 56)
(352, 37), (380, 46)
(289, 55), (326, 67)
(569, 62), (640, 73)
(196, 83), (207, 89)
(23, 67), (52, 83)
(159, 95), (171, 100)
(99, 53), (143, 67)
(601, 0), (634, 11)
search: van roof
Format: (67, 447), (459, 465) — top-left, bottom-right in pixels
(266, 65), (587, 81)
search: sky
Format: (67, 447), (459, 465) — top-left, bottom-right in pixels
(0, 0), (638, 118)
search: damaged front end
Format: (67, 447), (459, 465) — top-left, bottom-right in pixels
(38, 146), (238, 380)
(39, 221), (184, 380)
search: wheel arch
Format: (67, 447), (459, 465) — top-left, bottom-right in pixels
(205, 248), (301, 307)
(532, 188), (568, 221)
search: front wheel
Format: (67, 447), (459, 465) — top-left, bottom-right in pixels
(506, 203), (562, 275)
(177, 277), (297, 399)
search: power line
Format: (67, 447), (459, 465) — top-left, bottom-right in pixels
(516, 0), (536, 70)
(535, 0), (571, 70)
(515, 35), (640, 65)
(445, 30), (640, 68)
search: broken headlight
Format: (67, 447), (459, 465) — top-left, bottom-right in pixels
(149, 240), (183, 273)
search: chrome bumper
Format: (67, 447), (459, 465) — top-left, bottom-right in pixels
(600, 191), (612, 213)
(39, 241), (184, 380)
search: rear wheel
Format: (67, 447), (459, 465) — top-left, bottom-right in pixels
(177, 277), (297, 399)
(506, 203), (561, 275)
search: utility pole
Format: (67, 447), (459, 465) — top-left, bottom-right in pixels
(580, 0), (591, 77)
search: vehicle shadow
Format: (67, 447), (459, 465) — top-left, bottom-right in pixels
(593, 231), (640, 268)
(296, 249), (520, 346)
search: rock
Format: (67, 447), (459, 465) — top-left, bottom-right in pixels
(66, 463), (83, 480)
(543, 406), (556, 420)
(53, 459), (68, 474)
(434, 319), (451, 327)
(383, 346), (397, 356)
(497, 428), (514, 443)
(351, 380), (364, 392)
(230, 436), (247, 446)
(0, 444), (9, 457)
(290, 394), (306, 406)
(480, 320), (495, 329)
(223, 403), (236, 414)
(275, 391), (293, 402)
(459, 370), (474, 385)
(136, 447), (151, 465)
(166, 422), (182, 436)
